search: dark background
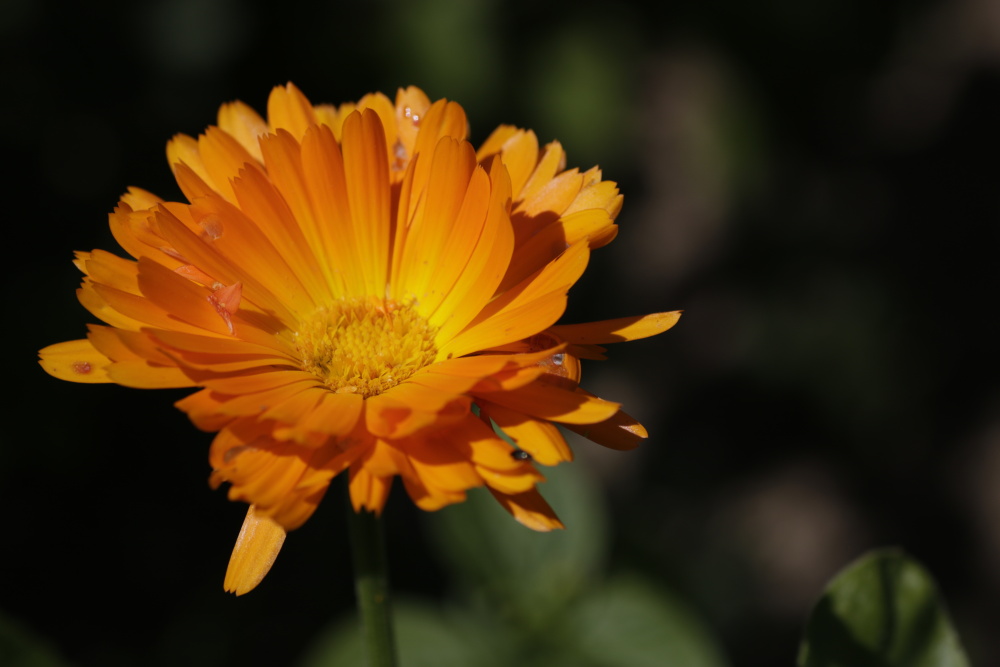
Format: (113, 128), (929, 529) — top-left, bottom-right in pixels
(5, 0), (1000, 665)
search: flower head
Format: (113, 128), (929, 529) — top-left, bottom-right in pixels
(39, 84), (679, 594)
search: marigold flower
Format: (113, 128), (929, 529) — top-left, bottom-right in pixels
(39, 84), (679, 594)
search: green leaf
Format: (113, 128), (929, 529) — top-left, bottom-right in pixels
(552, 574), (730, 667)
(426, 461), (608, 627)
(798, 548), (970, 667)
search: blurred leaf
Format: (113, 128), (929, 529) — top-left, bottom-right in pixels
(553, 574), (730, 667)
(298, 598), (511, 667)
(427, 461), (608, 627)
(523, 20), (634, 171)
(0, 610), (71, 667)
(798, 548), (970, 667)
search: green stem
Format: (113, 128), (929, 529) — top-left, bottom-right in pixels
(347, 498), (398, 667)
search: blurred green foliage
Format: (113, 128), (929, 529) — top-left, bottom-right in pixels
(0, 611), (70, 667)
(799, 550), (970, 667)
(302, 464), (728, 667)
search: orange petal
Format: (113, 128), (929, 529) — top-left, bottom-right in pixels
(175, 388), (236, 431)
(348, 465), (393, 514)
(341, 109), (392, 296)
(38, 339), (113, 383)
(135, 258), (235, 335)
(474, 461), (543, 494)
(488, 487), (564, 531)
(213, 379), (319, 418)
(517, 168), (582, 221)
(217, 100), (268, 163)
(430, 157), (515, 342)
(266, 82), (318, 140)
(518, 140), (568, 204)
(478, 400), (573, 465)
(480, 379), (620, 425)
(80, 248), (140, 292)
(549, 311), (682, 344)
(398, 459), (468, 511)
(106, 361), (195, 388)
(166, 134), (212, 197)
(195, 369), (314, 394)
(394, 137), (480, 306)
(475, 124), (519, 162)
(563, 398), (649, 451)
(224, 505), (287, 596)
(492, 128), (539, 196)
(299, 124), (362, 297)
(150, 204), (301, 327)
(198, 126), (261, 202)
(210, 422), (331, 528)
(393, 86), (433, 168)
(365, 382), (471, 439)
(231, 164), (330, 305)
(272, 390), (364, 446)
(441, 242), (590, 358)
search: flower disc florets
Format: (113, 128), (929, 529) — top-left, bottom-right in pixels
(296, 298), (438, 397)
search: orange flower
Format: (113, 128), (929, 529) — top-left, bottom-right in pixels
(39, 84), (679, 594)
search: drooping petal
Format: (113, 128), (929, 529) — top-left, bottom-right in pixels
(348, 460), (394, 514)
(488, 487), (564, 531)
(223, 506), (287, 596)
(563, 393), (649, 451)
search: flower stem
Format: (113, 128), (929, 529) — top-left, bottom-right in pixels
(347, 498), (398, 667)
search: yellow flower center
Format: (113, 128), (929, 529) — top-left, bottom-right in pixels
(295, 298), (438, 398)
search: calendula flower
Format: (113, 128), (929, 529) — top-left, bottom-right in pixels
(39, 84), (679, 594)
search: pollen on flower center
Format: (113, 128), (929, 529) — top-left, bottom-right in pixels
(295, 298), (438, 398)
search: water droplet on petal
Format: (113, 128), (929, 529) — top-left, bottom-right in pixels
(392, 139), (408, 172)
(199, 215), (224, 240)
